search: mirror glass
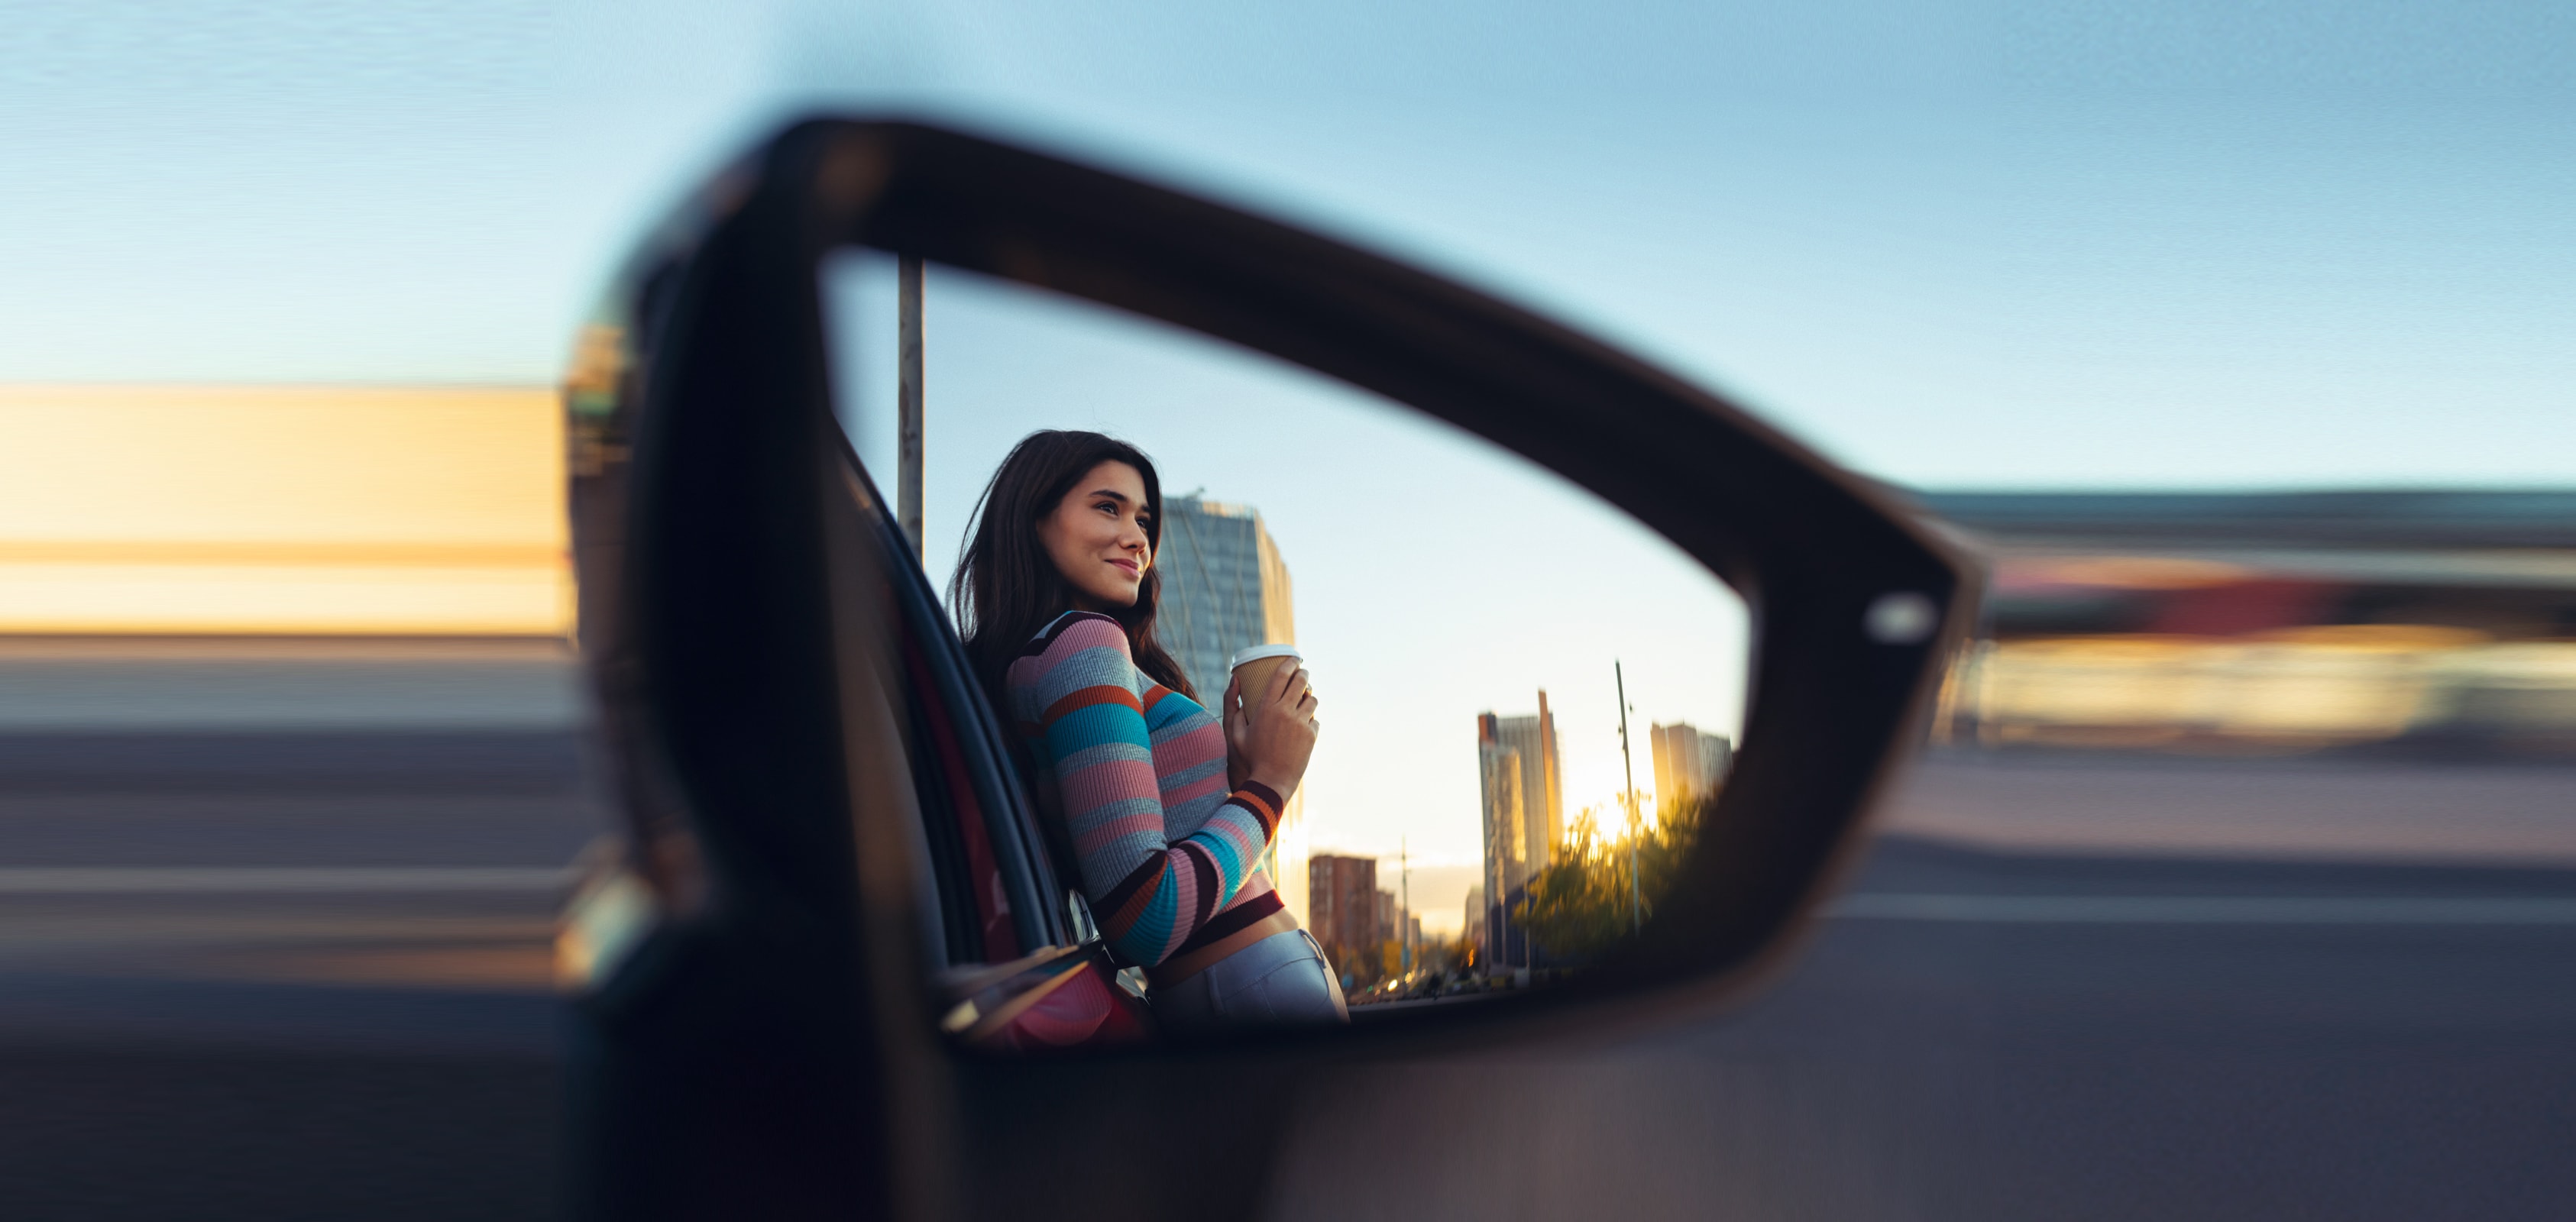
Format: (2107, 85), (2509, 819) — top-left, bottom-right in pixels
(824, 250), (1750, 1048)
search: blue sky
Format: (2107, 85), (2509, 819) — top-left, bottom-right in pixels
(5, 0), (2571, 488)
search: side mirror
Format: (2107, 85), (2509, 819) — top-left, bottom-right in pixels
(559, 118), (1968, 1220)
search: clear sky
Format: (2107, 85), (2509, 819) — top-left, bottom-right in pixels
(5, 0), (2570, 487)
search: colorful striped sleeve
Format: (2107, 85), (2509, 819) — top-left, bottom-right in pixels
(1014, 613), (1282, 967)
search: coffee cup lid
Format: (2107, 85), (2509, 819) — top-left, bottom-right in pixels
(1228, 643), (1302, 670)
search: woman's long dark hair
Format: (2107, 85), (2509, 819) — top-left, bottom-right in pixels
(950, 430), (1196, 706)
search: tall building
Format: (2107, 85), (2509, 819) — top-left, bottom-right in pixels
(1485, 695), (1562, 876)
(1157, 495), (1296, 698)
(1463, 884), (1486, 959)
(1477, 718), (1524, 958)
(1307, 853), (1377, 981)
(1477, 695), (1561, 968)
(1651, 721), (1734, 807)
(1701, 735), (1733, 790)
(1157, 494), (1306, 927)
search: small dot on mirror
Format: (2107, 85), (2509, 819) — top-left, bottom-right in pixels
(1864, 592), (1937, 645)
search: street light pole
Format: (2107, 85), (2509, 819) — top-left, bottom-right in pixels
(1616, 660), (1640, 936)
(1400, 837), (1411, 978)
(897, 254), (925, 561)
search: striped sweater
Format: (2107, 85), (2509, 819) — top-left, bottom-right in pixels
(1008, 611), (1286, 968)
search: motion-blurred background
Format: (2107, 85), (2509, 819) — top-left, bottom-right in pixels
(6, 2), (2574, 1219)
(0, 386), (587, 1217)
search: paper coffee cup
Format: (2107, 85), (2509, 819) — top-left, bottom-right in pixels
(1228, 643), (1303, 704)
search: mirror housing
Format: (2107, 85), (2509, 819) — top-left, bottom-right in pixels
(563, 118), (1970, 1220)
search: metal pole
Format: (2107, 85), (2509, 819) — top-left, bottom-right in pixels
(1617, 660), (1640, 936)
(1400, 838), (1411, 978)
(897, 254), (925, 560)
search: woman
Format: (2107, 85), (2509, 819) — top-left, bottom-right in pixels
(952, 429), (1345, 1033)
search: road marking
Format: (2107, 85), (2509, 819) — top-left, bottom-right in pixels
(0, 867), (571, 894)
(1830, 893), (2576, 925)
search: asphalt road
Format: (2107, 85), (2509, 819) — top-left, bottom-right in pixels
(2, 729), (2572, 1220)
(0, 729), (587, 1222)
(1283, 832), (2576, 1221)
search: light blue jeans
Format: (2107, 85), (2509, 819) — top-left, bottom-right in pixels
(1152, 929), (1349, 1035)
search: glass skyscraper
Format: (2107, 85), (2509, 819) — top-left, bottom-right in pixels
(1156, 496), (1296, 698)
(1155, 495), (1305, 926)
(1477, 693), (1561, 971)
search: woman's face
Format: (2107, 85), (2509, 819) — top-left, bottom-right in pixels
(1037, 460), (1153, 612)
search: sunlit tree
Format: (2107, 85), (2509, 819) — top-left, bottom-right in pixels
(1512, 790), (1708, 963)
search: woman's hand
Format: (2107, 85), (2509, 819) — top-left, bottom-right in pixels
(1229, 664), (1319, 800)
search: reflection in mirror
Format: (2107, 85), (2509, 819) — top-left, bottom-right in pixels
(824, 251), (1750, 1049)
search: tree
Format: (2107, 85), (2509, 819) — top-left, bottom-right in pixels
(1512, 790), (1708, 964)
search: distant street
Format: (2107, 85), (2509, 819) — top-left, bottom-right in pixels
(2, 721), (2572, 1220)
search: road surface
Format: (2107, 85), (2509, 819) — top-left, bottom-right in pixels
(1, 716), (2571, 1220)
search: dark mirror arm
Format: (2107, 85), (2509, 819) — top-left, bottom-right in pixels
(572, 115), (1975, 1222)
(775, 120), (1974, 1002)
